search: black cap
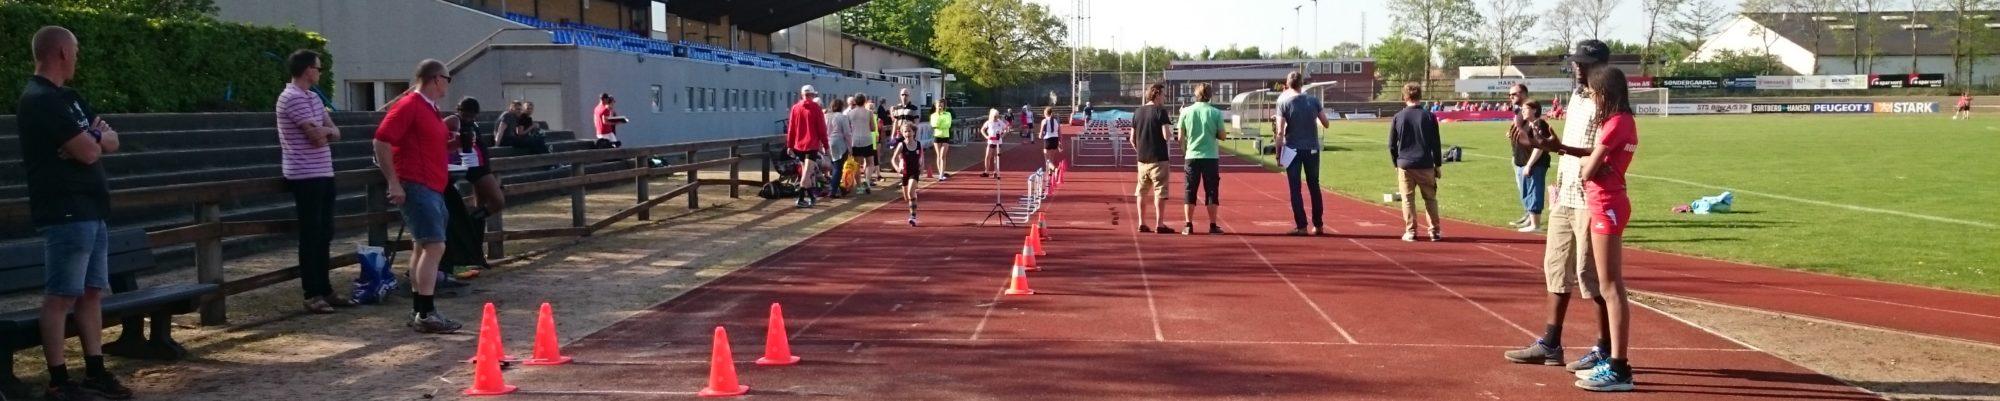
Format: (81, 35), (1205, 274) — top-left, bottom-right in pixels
(1565, 39), (1610, 65)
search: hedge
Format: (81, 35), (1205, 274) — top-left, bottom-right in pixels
(0, 3), (330, 114)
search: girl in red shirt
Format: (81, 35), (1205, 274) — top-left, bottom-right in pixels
(1532, 66), (1639, 392)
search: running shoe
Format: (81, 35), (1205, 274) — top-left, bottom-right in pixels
(908, 217), (918, 227)
(1568, 347), (1608, 372)
(1509, 215), (1529, 227)
(1182, 223), (1194, 236)
(1574, 366), (1634, 392)
(304, 297), (336, 314)
(410, 312), (464, 334)
(79, 374), (133, 400)
(1154, 226), (1176, 235)
(1209, 224), (1225, 235)
(1138, 225), (1151, 233)
(1502, 339), (1565, 366)
(1401, 231), (1416, 242)
(42, 382), (86, 401)
(795, 198), (810, 208)
(979, 172), (989, 178)
(1286, 228), (1308, 236)
(1517, 223), (1539, 233)
(1311, 226), (1325, 236)
(1429, 230), (1445, 242)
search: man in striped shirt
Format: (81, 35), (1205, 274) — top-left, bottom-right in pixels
(277, 49), (353, 314)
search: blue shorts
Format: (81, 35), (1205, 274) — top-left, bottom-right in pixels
(400, 183), (448, 243)
(40, 220), (111, 297)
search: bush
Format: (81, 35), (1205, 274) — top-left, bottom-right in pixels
(0, 3), (329, 114)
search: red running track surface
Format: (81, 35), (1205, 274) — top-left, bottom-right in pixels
(490, 143), (1892, 400)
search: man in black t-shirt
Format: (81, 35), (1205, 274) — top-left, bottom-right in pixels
(17, 25), (135, 401)
(1130, 83), (1175, 234)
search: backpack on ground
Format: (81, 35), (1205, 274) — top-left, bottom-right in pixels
(1444, 146), (1463, 163)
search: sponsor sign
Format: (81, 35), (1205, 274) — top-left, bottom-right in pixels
(1634, 103), (1753, 115)
(1343, 113), (1381, 119)
(1627, 75), (1655, 88)
(1908, 73), (1946, 88)
(1752, 103), (1817, 113)
(1823, 75), (1869, 90)
(1454, 77), (1575, 93)
(1724, 77), (1759, 90)
(1873, 102), (1940, 113)
(1756, 76), (1792, 90)
(1655, 77), (1723, 90)
(1810, 103), (1873, 113)
(1869, 74), (1905, 88)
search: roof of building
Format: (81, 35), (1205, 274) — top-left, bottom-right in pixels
(1740, 11), (1999, 56)
(840, 33), (941, 66)
(662, 0), (869, 33)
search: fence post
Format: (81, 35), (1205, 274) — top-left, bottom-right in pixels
(686, 149), (700, 210)
(367, 183), (387, 246)
(760, 142), (771, 184)
(571, 162), (586, 229)
(195, 203), (226, 325)
(636, 155), (651, 221)
(728, 145), (742, 199)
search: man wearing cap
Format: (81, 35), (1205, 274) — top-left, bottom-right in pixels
(1503, 39), (1615, 382)
(787, 85), (829, 208)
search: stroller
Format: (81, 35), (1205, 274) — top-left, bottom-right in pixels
(761, 151), (838, 199)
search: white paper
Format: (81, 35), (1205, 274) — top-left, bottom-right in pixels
(1279, 146), (1298, 168)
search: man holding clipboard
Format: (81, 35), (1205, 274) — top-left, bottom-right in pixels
(1275, 72), (1329, 236)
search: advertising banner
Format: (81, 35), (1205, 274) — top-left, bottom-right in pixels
(1823, 75), (1869, 89)
(1869, 74), (1905, 88)
(1635, 103), (1753, 115)
(1655, 77), (1723, 90)
(1908, 73), (1947, 88)
(1627, 75), (1656, 88)
(1810, 103), (1874, 113)
(1756, 76), (1792, 90)
(1454, 77), (1575, 93)
(1752, 103), (1817, 113)
(1873, 102), (1940, 113)
(1724, 77), (1759, 90)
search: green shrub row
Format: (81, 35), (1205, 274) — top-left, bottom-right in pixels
(0, 3), (330, 114)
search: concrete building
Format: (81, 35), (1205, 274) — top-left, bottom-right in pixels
(214, 0), (942, 146)
(1693, 11), (2000, 86)
(1161, 59), (1378, 106)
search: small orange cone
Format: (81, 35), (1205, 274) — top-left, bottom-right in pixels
(755, 303), (800, 366)
(1004, 264), (1035, 295)
(523, 302), (572, 365)
(697, 327), (750, 397)
(463, 318), (518, 396)
(1036, 212), (1052, 240)
(466, 303), (517, 363)
(1013, 253), (1040, 272)
(1026, 229), (1045, 256)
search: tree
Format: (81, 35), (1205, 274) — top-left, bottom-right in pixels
(4, 0), (215, 19)
(1441, 39), (1499, 70)
(932, 0), (1068, 89)
(1579, 0), (1624, 39)
(1478, 0), (1536, 68)
(1674, 49), (1788, 76)
(1667, 0), (1731, 60)
(1938, 0), (2000, 87)
(1277, 46), (1310, 59)
(1387, 0), (1483, 90)
(1832, 0), (1889, 75)
(838, 0), (949, 56)
(1544, 0), (1587, 50)
(1639, 0), (1689, 74)
(1370, 36), (1430, 82)
(1318, 42), (1366, 58)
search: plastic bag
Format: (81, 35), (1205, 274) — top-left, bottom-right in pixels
(350, 241), (399, 304)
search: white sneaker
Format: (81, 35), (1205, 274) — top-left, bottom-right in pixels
(1401, 232), (1416, 242)
(1517, 223), (1539, 233)
(1509, 216), (1529, 227)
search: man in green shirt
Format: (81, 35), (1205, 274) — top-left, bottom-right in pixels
(1177, 83), (1227, 235)
(929, 100), (955, 180)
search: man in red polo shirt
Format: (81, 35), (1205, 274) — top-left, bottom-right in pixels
(786, 85), (829, 208)
(372, 59), (462, 334)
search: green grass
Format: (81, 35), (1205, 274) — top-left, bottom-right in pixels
(1221, 114), (2000, 294)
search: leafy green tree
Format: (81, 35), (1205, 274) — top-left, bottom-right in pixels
(1672, 49), (1786, 76)
(2, 0), (214, 19)
(1318, 42), (1365, 58)
(932, 0), (1067, 89)
(1370, 35), (1429, 82)
(837, 0), (947, 56)
(1387, 0), (1483, 88)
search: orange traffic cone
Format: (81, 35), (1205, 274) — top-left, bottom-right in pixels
(466, 303), (517, 363)
(523, 302), (572, 365)
(1004, 264), (1035, 295)
(1013, 253), (1040, 272)
(1036, 212), (1052, 240)
(698, 327), (750, 397)
(1026, 229), (1045, 256)
(463, 317), (518, 396)
(756, 303), (800, 366)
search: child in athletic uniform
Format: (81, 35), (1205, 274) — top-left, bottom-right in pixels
(1534, 66), (1640, 392)
(894, 121), (924, 226)
(1956, 93), (1974, 120)
(1040, 106), (1064, 173)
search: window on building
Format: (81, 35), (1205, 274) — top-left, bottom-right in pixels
(650, 85), (663, 113)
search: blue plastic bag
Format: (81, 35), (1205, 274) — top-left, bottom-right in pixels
(350, 242), (399, 304)
(1691, 191), (1734, 214)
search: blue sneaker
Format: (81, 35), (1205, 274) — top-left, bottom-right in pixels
(1575, 359), (1610, 379)
(1567, 347), (1607, 372)
(1574, 365), (1634, 392)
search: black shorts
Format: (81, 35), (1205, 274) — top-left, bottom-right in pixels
(899, 152), (923, 181)
(852, 146), (877, 158)
(465, 166), (493, 182)
(1961, 105), (1973, 112)
(1042, 136), (1061, 150)
(1184, 158), (1220, 205)
(794, 150), (821, 161)
(934, 136), (955, 145)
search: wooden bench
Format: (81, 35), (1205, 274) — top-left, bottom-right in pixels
(0, 228), (217, 398)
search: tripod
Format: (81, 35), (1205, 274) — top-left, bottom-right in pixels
(980, 144), (1018, 227)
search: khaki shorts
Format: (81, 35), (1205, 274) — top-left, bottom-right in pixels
(1135, 162), (1169, 199)
(1543, 204), (1598, 298)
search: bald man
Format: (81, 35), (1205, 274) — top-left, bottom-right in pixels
(18, 25), (135, 400)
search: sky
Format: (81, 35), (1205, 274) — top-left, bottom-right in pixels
(1026, 0), (1750, 54)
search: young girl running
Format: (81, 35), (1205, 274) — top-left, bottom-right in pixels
(1040, 106), (1065, 173)
(1534, 66), (1640, 392)
(894, 121), (924, 226)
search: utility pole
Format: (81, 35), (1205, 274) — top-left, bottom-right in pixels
(1312, 0), (1320, 53)
(1293, 5), (1303, 55)
(1360, 12), (1368, 56)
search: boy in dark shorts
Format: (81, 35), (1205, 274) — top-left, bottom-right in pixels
(893, 121), (924, 225)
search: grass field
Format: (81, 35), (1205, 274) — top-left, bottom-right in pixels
(1219, 113), (2000, 294)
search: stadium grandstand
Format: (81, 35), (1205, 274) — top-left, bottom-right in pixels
(213, 0), (949, 146)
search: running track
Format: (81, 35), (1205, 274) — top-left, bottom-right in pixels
(475, 140), (2000, 399)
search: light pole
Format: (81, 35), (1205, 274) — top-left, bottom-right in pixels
(1311, 0), (1320, 54)
(1293, 5), (1302, 55)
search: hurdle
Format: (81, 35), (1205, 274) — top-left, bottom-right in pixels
(1069, 120), (1127, 167)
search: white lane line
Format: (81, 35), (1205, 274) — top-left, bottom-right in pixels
(1349, 238), (1539, 339)
(968, 287), (1008, 340)
(1131, 226), (1168, 342)
(1640, 265), (2000, 321)
(1458, 151), (1994, 228)
(1229, 227), (1359, 344)
(802, 337), (1753, 352)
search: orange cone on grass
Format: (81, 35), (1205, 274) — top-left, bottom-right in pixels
(755, 303), (800, 366)
(698, 327), (750, 397)
(1004, 264), (1035, 295)
(523, 302), (572, 365)
(466, 302), (517, 363)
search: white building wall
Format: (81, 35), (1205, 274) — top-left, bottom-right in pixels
(214, 0), (531, 109)
(1692, 16), (1820, 75)
(1817, 56), (2000, 86)
(850, 44), (926, 75)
